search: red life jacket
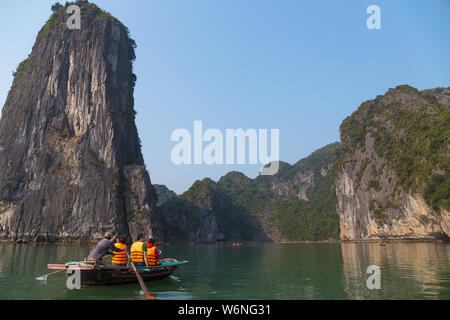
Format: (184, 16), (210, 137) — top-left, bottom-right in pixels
(146, 243), (160, 266)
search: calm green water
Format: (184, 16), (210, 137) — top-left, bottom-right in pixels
(0, 242), (449, 300)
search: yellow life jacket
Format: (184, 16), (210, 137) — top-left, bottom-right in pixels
(111, 243), (127, 265)
(147, 245), (161, 266)
(130, 241), (145, 263)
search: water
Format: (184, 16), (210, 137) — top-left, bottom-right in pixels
(0, 242), (449, 300)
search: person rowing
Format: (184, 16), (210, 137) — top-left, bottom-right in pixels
(87, 232), (126, 266)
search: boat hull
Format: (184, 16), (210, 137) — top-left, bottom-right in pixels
(75, 267), (176, 285)
(48, 260), (188, 286)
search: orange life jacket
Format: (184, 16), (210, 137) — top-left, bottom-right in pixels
(130, 241), (145, 263)
(111, 243), (127, 265)
(147, 245), (161, 266)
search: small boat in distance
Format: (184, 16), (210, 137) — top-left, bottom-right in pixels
(47, 258), (189, 285)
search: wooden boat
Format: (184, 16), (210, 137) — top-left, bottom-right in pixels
(47, 258), (189, 285)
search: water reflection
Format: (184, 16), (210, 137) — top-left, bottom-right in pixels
(0, 242), (449, 299)
(0, 243), (92, 299)
(341, 242), (450, 299)
(168, 243), (346, 299)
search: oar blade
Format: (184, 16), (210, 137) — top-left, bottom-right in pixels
(125, 251), (153, 299)
(35, 268), (66, 281)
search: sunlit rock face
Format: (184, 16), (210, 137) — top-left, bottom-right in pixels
(336, 86), (450, 240)
(0, 2), (160, 242)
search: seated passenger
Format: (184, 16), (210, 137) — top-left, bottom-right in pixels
(146, 238), (161, 266)
(130, 234), (148, 267)
(111, 237), (127, 266)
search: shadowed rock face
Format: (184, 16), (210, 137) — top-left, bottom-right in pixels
(153, 185), (177, 207)
(157, 143), (341, 243)
(158, 178), (272, 244)
(0, 2), (160, 242)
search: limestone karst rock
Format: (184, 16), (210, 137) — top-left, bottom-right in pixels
(337, 85), (449, 240)
(157, 143), (341, 243)
(0, 2), (160, 241)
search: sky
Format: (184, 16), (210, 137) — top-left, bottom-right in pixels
(0, 0), (449, 194)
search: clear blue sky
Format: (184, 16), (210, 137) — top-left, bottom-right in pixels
(0, 1), (449, 194)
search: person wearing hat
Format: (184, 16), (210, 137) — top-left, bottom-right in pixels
(87, 232), (125, 265)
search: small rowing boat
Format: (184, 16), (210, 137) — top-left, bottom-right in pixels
(47, 258), (189, 285)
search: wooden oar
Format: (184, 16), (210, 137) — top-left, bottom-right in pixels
(126, 251), (153, 299)
(36, 268), (67, 281)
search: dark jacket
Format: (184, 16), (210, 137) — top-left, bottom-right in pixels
(88, 239), (124, 260)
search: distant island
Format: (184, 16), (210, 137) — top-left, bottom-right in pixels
(155, 85), (449, 243)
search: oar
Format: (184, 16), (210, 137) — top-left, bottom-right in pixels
(36, 268), (67, 281)
(126, 251), (154, 299)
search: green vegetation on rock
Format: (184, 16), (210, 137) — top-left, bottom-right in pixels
(157, 143), (341, 242)
(340, 85), (449, 212)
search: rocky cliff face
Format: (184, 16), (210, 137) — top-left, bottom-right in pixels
(0, 2), (160, 241)
(153, 184), (177, 207)
(337, 85), (449, 240)
(157, 143), (341, 243)
(251, 143), (340, 241)
(158, 178), (269, 243)
(158, 85), (449, 243)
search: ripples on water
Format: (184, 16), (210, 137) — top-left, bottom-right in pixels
(341, 242), (450, 299)
(0, 242), (449, 300)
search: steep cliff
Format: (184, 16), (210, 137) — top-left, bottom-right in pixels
(158, 143), (341, 243)
(157, 178), (268, 243)
(153, 184), (176, 207)
(158, 85), (449, 243)
(252, 143), (340, 241)
(337, 85), (449, 240)
(0, 2), (160, 241)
